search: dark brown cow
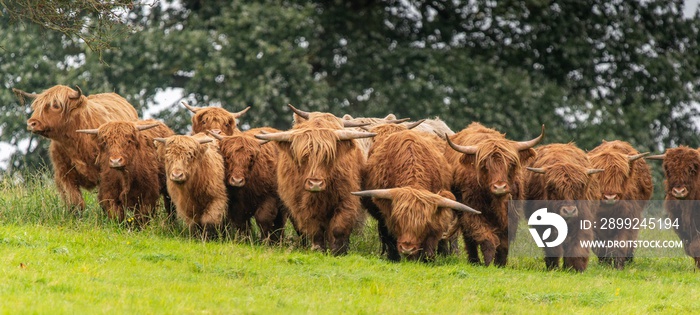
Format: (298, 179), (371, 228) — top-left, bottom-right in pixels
(524, 143), (603, 272)
(356, 125), (479, 261)
(255, 117), (375, 255)
(17, 85), (138, 211)
(77, 120), (175, 224)
(444, 122), (543, 266)
(647, 147), (700, 268)
(209, 128), (287, 242)
(588, 140), (652, 269)
(155, 134), (227, 239)
(182, 101), (250, 136)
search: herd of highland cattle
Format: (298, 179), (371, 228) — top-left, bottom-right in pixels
(10, 84), (700, 271)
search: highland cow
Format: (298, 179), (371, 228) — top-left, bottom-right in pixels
(357, 125), (479, 261)
(182, 101), (250, 136)
(155, 135), (227, 239)
(17, 85), (138, 211)
(255, 123), (375, 255)
(647, 147), (700, 268)
(209, 128), (287, 242)
(77, 120), (175, 224)
(588, 140), (652, 269)
(524, 143), (604, 272)
(444, 122), (543, 266)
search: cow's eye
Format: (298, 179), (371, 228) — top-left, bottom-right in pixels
(51, 103), (60, 110)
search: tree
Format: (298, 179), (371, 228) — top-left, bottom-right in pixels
(2, 0), (699, 183)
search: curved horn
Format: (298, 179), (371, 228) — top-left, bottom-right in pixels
(645, 154), (666, 161)
(436, 198), (481, 214)
(257, 139), (270, 145)
(515, 124), (545, 151)
(383, 118), (411, 124)
(232, 106), (251, 118)
(287, 104), (310, 119)
(335, 130), (376, 140)
(446, 135), (478, 155)
(153, 138), (167, 143)
(136, 123), (160, 131)
(342, 120), (371, 128)
(586, 168), (605, 175)
(405, 119), (426, 130)
(12, 88), (38, 99)
(198, 138), (213, 144)
(207, 130), (224, 141)
(254, 131), (294, 142)
(351, 189), (394, 200)
(181, 101), (200, 113)
(69, 85), (83, 100)
(628, 152), (649, 162)
(75, 128), (99, 135)
(526, 167), (546, 174)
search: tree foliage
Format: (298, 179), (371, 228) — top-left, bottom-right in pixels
(1, 0), (699, 182)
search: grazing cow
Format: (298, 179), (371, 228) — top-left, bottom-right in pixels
(524, 143), (603, 272)
(208, 128), (287, 242)
(444, 122), (543, 266)
(357, 125), (479, 261)
(76, 120), (175, 224)
(181, 101), (250, 136)
(154, 135), (227, 239)
(255, 123), (375, 255)
(647, 147), (700, 268)
(16, 85), (138, 211)
(588, 140), (652, 269)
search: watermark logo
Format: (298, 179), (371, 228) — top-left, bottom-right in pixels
(528, 208), (568, 248)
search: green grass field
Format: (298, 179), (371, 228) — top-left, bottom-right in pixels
(1, 174), (698, 314)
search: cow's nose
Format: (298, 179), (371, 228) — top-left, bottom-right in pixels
(398, 243), (419, 256)
(672, 187), (688, 199)
(491, 181), (509, 196)
(229, 176), (245, 187)
(603, 193), (618, 205)
(210, 129), (222, 135)
(26, 120), (38, 131)
(305, 179), (326, 192)
(560, 205), (578, 218)
(109, 157), (124, 168)
(170, 171), (185, 182)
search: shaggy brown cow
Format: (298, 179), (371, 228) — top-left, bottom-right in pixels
(357, 126), (479, 261)
(77, 120), (175, 224)
(588, 140), (652, 269)
(182, 101), (250, 135)
(444, 122), (543, 266)
(17, 85), (138, 211)
(209, 128), (287, 242)
(647, 147), (700, 268)
(524, 143), (603, 272)
(255, 124), (375, 255)
(154, 134), (227, 239)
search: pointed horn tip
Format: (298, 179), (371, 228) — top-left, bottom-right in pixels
(645, 154), (666, 160)
(136, 123), (160, 131)
(526, 167), (546, 174)
(153, 138), (167, 143)
(75, 129), (99, 135)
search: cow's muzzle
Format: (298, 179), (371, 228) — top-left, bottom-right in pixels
(109, 156), (125, 169)
(672, 186), (688, 199)
(602, 193), (619, 205)
(559, 205), (578, 218)
(490, 181), (509, 196)
(170, 170), (186, 183)
(304, 179), (326, 192)
(228, 176), (245, 187)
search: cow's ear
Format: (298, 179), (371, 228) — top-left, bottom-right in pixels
(518, 148), (537, 164)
